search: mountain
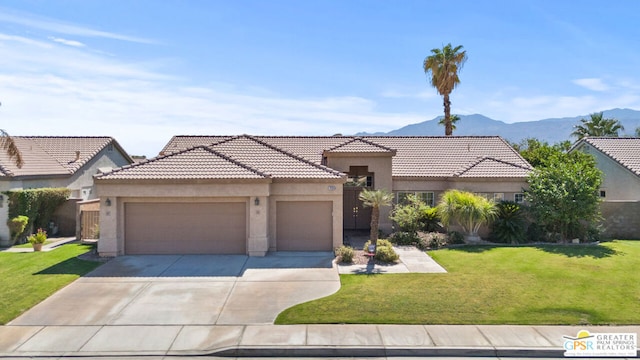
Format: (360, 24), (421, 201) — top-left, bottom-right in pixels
(356, 108), (640, 144)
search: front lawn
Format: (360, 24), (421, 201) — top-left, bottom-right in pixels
(276, 240), (640, 325)
(0, 243), (103, 324)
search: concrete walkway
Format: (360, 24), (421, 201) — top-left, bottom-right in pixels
(1, 324), (638, 358)
(338, 245), (448, 274)
(0, 236), (78, 253)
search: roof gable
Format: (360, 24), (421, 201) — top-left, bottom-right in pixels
(0, 136), (132, 178)
(454, 157), (533, 178)
(577, 137), (640, 177)
(325, 138), (396, 154)
(97, 146), (267, 180)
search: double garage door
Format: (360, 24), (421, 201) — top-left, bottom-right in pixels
(125, 202), (246, 255)
(124, 201), (333, 255)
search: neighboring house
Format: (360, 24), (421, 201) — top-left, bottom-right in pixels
(95, 135), (531, 257)
(0, 136), (133, 244)
(571, 137), (640, 239)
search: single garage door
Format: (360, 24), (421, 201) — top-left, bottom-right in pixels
(276, 201), (333, 251)
(125, 202), (246, 255)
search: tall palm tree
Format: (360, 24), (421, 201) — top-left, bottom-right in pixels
(423, 43), (467, 136)
(0, 129), (23, 168)
(571, 112), (624, 139)
(359, 189), (393, 253)
(438, 114), (461, 133)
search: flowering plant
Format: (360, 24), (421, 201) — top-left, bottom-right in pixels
(27, 228), (47, 244)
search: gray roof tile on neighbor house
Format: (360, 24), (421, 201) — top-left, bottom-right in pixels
(0, 136), (130, 178)
(580, 137), (640, 177)
(97, 146), (267, 180)
(326, 138), (396, 154)
(161, 135), (532, 178)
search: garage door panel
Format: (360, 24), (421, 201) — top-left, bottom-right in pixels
(276, 201), (332, 251)
(125, 202), (246, 255)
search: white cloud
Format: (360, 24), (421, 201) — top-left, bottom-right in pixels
(573, 78), (610, 92)
(0, 31), (421, 156)
(0, 7), (154, 44)
(49, 36), (85, 47)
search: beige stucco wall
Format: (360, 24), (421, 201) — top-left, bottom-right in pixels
(96, 179), (344, 256)
(578, 143), (640, 201)
(326, 153), (394, 232)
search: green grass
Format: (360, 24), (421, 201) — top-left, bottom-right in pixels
(276, 240), (640, 325)
(0, 243), (103, 324)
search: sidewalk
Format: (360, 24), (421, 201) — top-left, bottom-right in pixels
(1, 236), (79, 253)
(1, 324), (638, 357)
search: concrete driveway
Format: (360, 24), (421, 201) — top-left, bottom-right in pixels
(10, 252), (339, 326)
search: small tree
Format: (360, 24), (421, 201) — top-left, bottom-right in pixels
(7, 215), (29, 245)
(525, 151), (602, 241)
(359, 189), (394, 253)
(437, 190), (497, 242)
(438, 114), (461, 134)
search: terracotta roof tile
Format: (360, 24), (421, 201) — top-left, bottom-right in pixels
(326, 138), (396, 154)
(97, 146), (267, 180)
(454, 157), (533, 178)
(161, 135), (532, 179)
(580, 137), (640, 177)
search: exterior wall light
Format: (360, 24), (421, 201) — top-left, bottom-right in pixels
(254, 197), (260, 206)
(105, 198), (112, 207)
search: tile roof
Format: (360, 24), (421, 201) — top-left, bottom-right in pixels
(325, 138), (396, 154)
(161, 135), (532, 179)
(0, 136), (130, 178)
(98, 135), (345, 181)
(454, 157), (532, 178)
(97, 146), (267, 180)
(577, 137), (640, 177)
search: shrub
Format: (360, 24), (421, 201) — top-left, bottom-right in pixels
(375, 245), (399, 263)
(5, 188), (70, 231)
(416, 231), (448, 250)
(363, 239), (399, 263)
(491, 201), (527, 244)
(448, 231), (465, 245)
(363, 239), (394, 252)
(335, 246), (354, 263)
(420, 206), (442, 232)
(389, 231), (419, 246)
(7, 215), (29, 245)
(437, 190), (497, 237)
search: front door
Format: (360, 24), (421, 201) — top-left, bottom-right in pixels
(343, 188), (372, 230)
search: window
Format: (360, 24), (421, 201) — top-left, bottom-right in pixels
(345, 175), (373, 188)
(514, 193), (525, 204)
(493, 193), (504, 202)
(396, 191), (435, 206)
(599, 190), (606, 198)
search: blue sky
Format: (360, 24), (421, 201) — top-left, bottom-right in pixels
(1, 0), (639, 156)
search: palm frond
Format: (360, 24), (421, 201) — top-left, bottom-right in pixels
(0, 129), (24, 168)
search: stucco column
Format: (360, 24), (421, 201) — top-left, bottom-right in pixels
(97, 197), (118, 257)
(248, 196), (269, 256)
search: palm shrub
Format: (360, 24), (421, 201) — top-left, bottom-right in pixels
(359, 189), (394, 253)
(437, 190), (497, 242)
(491, 201), (526, 244)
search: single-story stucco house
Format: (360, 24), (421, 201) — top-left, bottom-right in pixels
(571, 137), (640, 239)
(95, 135), (532, 257)
(0, 136), (133, 245)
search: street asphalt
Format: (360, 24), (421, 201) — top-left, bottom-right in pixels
(0, 242), (638, 358)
